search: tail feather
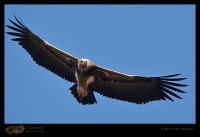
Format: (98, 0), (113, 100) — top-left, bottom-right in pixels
(70, 84), (97, 105)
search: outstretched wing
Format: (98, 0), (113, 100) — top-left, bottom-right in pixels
(6, 15), (77, 83)
(94, 67), (187, 104)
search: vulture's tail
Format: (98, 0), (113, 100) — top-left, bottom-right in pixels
(70, 84), (97, 105)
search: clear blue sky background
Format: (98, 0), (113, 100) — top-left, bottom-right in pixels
(5, 5), (195, 124)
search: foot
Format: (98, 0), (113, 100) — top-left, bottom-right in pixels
(78, 92), (84, 100)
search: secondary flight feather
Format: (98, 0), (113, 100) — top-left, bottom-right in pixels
(6, 15), (188, 105)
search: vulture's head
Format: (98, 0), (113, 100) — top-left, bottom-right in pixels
(77, 58), (94, 72)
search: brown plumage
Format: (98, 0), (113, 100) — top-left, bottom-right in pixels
(6, 16), (187, 105)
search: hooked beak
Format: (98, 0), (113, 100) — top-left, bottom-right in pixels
(78, 61), (87, 69)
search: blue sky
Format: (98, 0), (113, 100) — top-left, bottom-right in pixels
(5, 5), (195, 124)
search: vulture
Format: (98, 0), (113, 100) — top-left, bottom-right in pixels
(6, 16), (188, 105)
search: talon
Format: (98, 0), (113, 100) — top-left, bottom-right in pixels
(78, 92), (83, 100)
(78, 90), (87, 101)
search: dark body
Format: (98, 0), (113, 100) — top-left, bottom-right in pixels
(6, 16), (187, 105)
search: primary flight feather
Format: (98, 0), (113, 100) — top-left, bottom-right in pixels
(6, 16), (187, 105)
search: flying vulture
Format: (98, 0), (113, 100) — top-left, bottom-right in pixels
(6, 16), (188, 105)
